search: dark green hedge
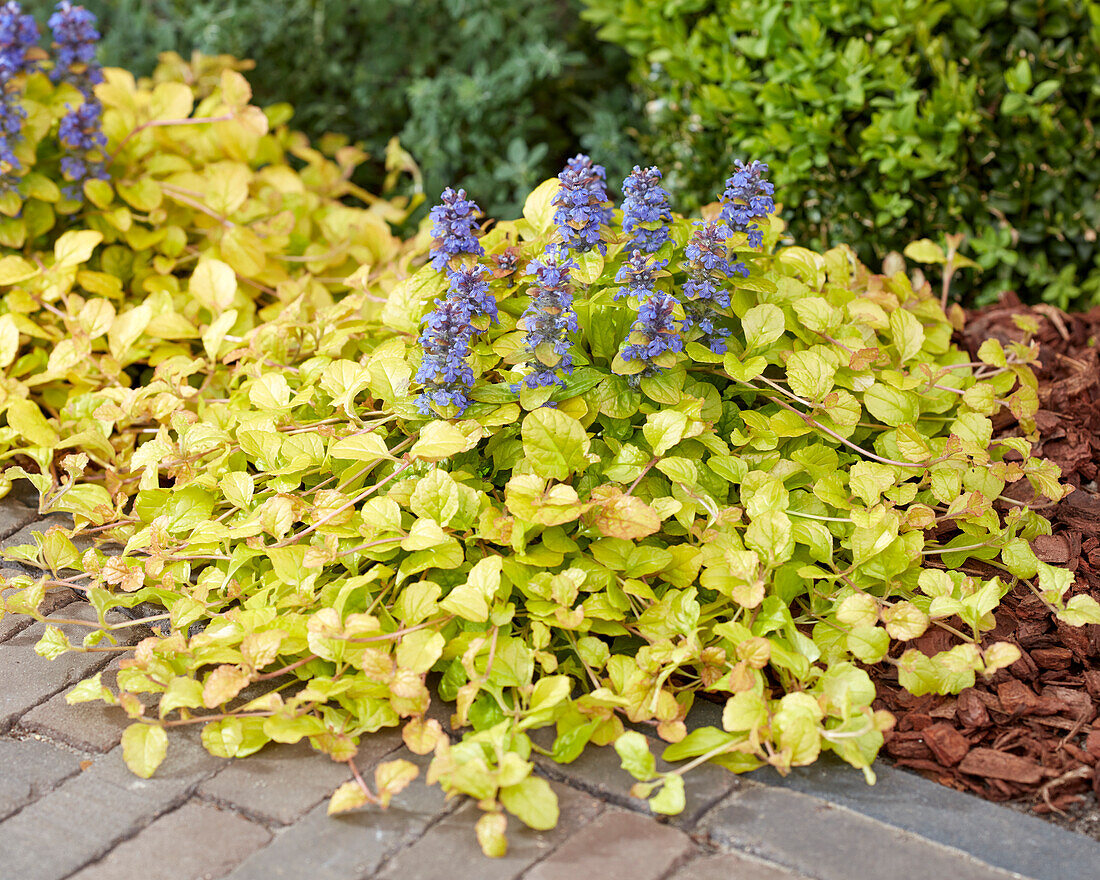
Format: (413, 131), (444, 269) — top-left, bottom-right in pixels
(37, 0), (642, 219)
(582, 0), (1100, 309)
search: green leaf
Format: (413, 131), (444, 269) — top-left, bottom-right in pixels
(903, 239), (946, 264)
(742, 303), (785, 352)
(649, 774), (686, 815)
(614, 730), (657, 781)
(863, 383), (920, 427)
(500, 775), (559, 830)
(122, 723), (168, 779)
(522, 408), (589, 481)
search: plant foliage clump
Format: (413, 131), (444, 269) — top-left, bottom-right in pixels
(581, 0), (1100, 309)
(48, 0), (642, 220)
(0, 11), (1095, 859)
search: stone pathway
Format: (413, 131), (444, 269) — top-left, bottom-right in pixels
(2, 494), (1098, 880)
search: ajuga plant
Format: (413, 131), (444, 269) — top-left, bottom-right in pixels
(0, 66), (1094, 859)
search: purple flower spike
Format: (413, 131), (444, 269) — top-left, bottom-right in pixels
(719, 159), (775, 249)
(553, 153), (612, 256)
(48, 1), (102, 93)
(621, 165), (672, 253)
(614, 248), (668, 302)
(514, 247), (578, 391)
(621, 290), (686, 374)
(415, 263), (498, 416)
(681, 220), (748, 354)
(429, 186), (484, 272)
(0, 2), (39, 185)
(0, 2), (40, 78)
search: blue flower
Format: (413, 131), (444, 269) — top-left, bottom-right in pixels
(621, 165), (672, 253)
(48, 2), (105, 196)
(415, 263), (498, 416)
(48, 1), (101, 93)
(429, 186), (484, 272)
(719, 159), (775, 249)
(614, 248), (668, 302)
(57, 96), (105, 192)
(621, 291), (686, 374)
(514, 247), (578, 390)
(0, 2), (40, 78)
(0, 2), (39, 186)
(553, 153), (612, 255)
(681, 220), (747, 354)
(446, 262), (497, 325)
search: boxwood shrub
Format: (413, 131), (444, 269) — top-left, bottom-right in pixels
(582, 0), (1100, 309)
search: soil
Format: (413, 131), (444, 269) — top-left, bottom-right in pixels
(871, 294), (1100, 839)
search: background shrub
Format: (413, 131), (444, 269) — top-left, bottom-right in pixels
(581, 0), (1100, 309)
(34, 0), (642, 220)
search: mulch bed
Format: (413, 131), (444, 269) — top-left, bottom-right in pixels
(871, 293), (1100, 836)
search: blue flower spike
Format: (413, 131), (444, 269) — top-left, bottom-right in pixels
(681, 220), (748, 354)
(719, 159), (776, 248)
(429, 186), (484, 272)
(415, 263), (497, 417)
(49, 2), (106, 195)
(621, 164), (672, 254)
(515, 246), (579, 391)
(553, 153), (612, 255)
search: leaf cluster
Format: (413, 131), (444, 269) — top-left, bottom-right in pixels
(50, 0), (643, 220)
(581, 0), (1100, 309)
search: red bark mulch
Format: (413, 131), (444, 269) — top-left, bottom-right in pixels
(871, 294), (1100, 834)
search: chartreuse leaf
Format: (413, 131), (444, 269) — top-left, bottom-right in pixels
(122, 723), (168, 778)
(522, 408), (589, 481)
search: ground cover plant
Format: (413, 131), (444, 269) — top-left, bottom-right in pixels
(0, 1), (1097, 859)
(581, 0), (1100, 309)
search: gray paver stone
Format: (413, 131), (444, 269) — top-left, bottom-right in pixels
(1, 513), (72, 551)
(376, 781), (603, 880)
(222, 749), (449, 880)
(0, 736), (85, 821)
(667, 852), (808, 880)
(534, 736), (737, 828)
(0, 587), (77, 643)
(68, 800), (272, 880)
(522, 809), (696, 880)
(0, 603), (124, 732)
(19, 654), (157, 753)
(0, 500), (37, 540)
(701, 785), (1022, 880)
(198, 729), (402, 826)
(746, 757), (1100, 880)
(0, 730), (225, 880)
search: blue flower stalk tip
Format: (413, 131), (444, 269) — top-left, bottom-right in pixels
(415, 263), (497, 417)
(553, 153), (612, 256)
(0, 2), (40, 78)
(719, 159), (775, 248)
(48, 1), (102, 93)
(682, 220), (747, 354)
(514, 247), (578, 391)
(0, 2), (39, 182)
(429, 186), (484, 272)
(621, 165), (672, 254)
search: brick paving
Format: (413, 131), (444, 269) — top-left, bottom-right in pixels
(1, 495), (1098, 880)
